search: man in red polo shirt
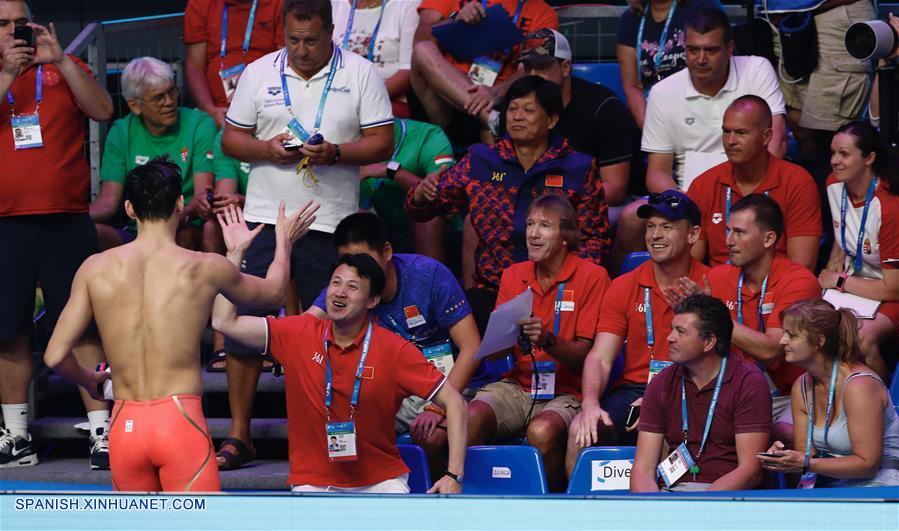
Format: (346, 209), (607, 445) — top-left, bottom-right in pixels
(410, 0), (557, 140)
(184, 0), (285, 128)
(567, 190), (709, 477)
(212, 253), (468, 493)
(466, 195), (610, 492)
(0, 1), (113, 469)
(679, 194), (821, 443)
(631, 294), (770, 492)
(687, 95), (821, 271)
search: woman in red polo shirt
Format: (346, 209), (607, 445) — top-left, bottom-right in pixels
(818, 121), (899, 380)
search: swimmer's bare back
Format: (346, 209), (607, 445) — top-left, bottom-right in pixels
(44, 202), (318, 401)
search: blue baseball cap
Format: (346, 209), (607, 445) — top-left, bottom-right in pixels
(636, 190), (701, 226)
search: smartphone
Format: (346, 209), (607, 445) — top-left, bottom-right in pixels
(206, 190), (215, 205)
(282, 140), (302, 152)
(625, 405), (640, 429)
(306, 133), (324, 146)
(757, 452), (779, 458)
(13, 25), (33, 47)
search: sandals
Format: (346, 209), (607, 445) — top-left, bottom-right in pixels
(216, 437), (257, 470)
(206, 349), (228, 372)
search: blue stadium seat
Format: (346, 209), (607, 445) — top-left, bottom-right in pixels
(572, 62), (625, 100)
(398, 444), (432, 493)
(620, 251), (651, 275)
(396, 432), (413, 445)
(464, 445), (549, 494)
(889, 370), (899, 406)
(566, 446), (636, 494)
(467, 354), (515, 389)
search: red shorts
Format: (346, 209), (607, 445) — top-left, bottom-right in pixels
(109, 394), (220, 492)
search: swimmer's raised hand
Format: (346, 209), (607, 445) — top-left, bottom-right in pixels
(275, 200), (319, 246)
(218, 204), (264, 257)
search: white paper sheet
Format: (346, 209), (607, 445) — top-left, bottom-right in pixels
(475, 288), (533, 360)
(682, 151), (728, 191)
(822, 288), (882, 319)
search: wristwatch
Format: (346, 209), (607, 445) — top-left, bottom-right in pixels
(328, 144), (341, 166)
(835, 272), (849, 292)
(386, 160), (401, 179)
(444, 470), (464, 485)
(541, 332), (556, 350)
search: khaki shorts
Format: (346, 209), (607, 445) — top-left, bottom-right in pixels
(772, 1), (876, 130)
(471, 379), (581, 441)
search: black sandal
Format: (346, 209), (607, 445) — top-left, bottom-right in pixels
(206, 349), (228, 372)
(216, 437), (256, 470)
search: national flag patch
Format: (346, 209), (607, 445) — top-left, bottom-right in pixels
(433, 155), (455, 167)
(181, 147), (189, 163)
(545, 175), (564, 187)
(206, 150), (214, 160)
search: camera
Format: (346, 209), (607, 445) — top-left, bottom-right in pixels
(845, 20), (898, 61)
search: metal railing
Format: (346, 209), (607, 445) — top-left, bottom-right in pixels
(65, 13), (185, 199)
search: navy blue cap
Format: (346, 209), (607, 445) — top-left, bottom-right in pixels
(636, 190), (701, 226)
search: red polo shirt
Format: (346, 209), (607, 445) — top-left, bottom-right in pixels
(0, 57), (92, 216)
(496, 253), (611, 397)
(419, 0), (558, 84)
(184, 0), (284, 108)
(687, 156), (821, 267)
(266, 314), (445, 488)
(596, 259), (711, 387)
(640, 356), (772, 485)
(707, 255), (821, 395)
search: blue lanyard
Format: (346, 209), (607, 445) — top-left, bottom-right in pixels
(341, 0), (389, 62)
(805, 359), (840, 462)
(736, 272), (768, 332)
(390, 119), (407, 161)
(323, 320), (373, 419)
(385, 314), (412, 340)
(644, 287), (655, 358)
(725, 187), (769, 235)
(635, 1), (676, 82)
(681, 355), (728, 458)
(840, 178), (878, 274)
(6, 65), (42, 115)
(279, 47), (341, 141)
(552, 282), (566, 336)
(220, 0), (259, 60)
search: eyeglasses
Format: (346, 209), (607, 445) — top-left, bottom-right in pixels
(140, 86), (179, 106)
(647, 192), (682, 210)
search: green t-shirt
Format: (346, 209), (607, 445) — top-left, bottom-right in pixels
(100, 107), (216, 228)
(213, 129), (249, 195)
(359, 118), (455, 244)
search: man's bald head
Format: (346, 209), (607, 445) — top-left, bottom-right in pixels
(726, 95), (772, 129)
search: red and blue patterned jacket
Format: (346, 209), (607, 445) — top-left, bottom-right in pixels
(405, 134), (610, 290)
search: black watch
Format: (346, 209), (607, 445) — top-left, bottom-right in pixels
(444, 470), (464, 484)
(541, 332), (556, 350)
(328, 143), (341, 165)
(386, 160), (401, 179)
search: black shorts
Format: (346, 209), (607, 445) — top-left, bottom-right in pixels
(0, 213), (98, 341)
(224, 226), (336, 356)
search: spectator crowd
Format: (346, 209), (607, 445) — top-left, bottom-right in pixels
(1, 0), (898, 494)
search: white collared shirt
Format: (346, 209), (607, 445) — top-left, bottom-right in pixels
(641, 55), (786, 189)
(226, 46), (393, 231)
(331, 0), (420, 80)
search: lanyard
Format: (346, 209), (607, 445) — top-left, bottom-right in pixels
(725, 187), (769, 235)
(390, 119), (407, 161)
(644, 287), (655, 359)
(736, 272), (769, 332)
(552, 282), (566, 336)
(279, 47), (341, 141)
(805, 359), (840, 462)
(681, 355), (728, 459)
(220, 0), (259, 61)
(341, 0), (389, 61)
(385, 314), (412, 340)
(635, 1), (676, 81)
(323, 320), (373, 420)
(840, 178), (878, 273)
(6, 65), (42, 117)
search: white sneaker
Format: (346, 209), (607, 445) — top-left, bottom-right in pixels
(89, 427), (109, 470)
(0, 426), (39, 468)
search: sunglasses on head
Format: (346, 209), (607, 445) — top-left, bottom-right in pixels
(647, 192), (681, 209)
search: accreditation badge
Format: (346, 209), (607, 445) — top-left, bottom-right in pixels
(422, 340), (454, 376)
(555, 290), (575, 312)
(657, 442), (695, 488)
(326, 421), (358, 462)
(531, 361), (556, 400)
(797, 471), (817, 489)
(468, 56), (501, 87)
(403, 305), (426, 328)
(647, 359), (673, 385)
(219, 63), (246, 102)
(11, 114), (43, 150)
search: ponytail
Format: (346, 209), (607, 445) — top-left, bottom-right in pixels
(836, 308), (864, 364)
(780, 299), (865, 363)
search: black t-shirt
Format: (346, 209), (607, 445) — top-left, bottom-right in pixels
(557, 77), (646, 197)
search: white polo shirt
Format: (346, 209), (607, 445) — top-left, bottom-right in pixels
(641, 55), (786, 189)
(226, 46), (393, 231)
